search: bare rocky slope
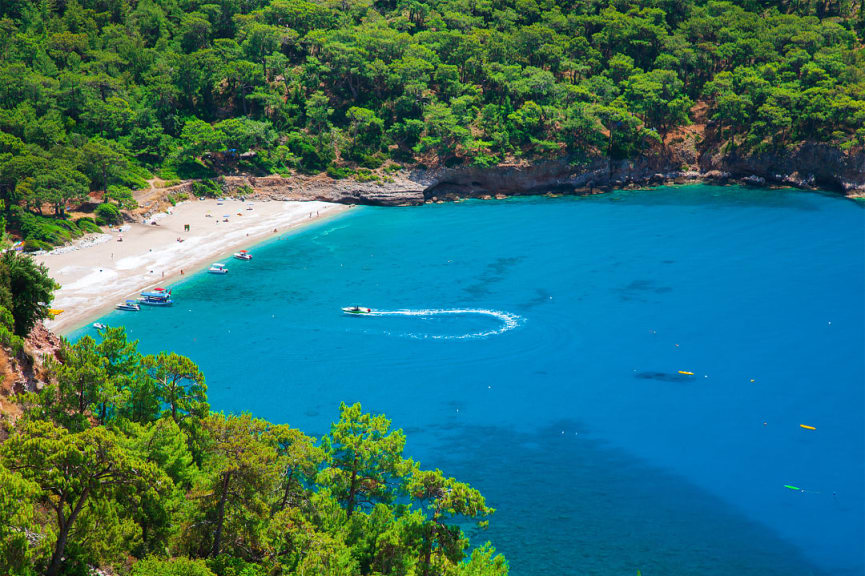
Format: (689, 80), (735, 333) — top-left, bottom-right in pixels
(0, 323), (62, 429)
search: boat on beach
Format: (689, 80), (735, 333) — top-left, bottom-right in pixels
(342, 306), (372, 315)
(116, 300), (141, 311)
(208, 263), (228, 274)
(233, 250), (252, 260)
(139, 290), (173, 306)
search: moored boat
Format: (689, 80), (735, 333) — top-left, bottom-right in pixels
(139, 290), (173, 306)
(233, 250), (252, 260)
(208, 263), (228, 274)
(342, 306), (372, 315)
(93, 322), (106, 329)
(116, 300), (141, 311)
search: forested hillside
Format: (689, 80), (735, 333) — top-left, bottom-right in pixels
(1, 0), (864, 247)
(0, 253), (506, 575)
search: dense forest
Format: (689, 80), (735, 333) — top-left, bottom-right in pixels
(0, 0), (864, 248)
(0, 252), (506, 575)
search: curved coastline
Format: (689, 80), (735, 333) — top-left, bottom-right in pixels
(36, 199), (351, 335)
(216, 146), (865, 207)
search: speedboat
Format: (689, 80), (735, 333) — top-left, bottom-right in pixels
(139, 290), (173, 306)
(93, 323), (106, 329)
(342, 306), (372, 315)
(208, 263), (228, 274)
(233, 250), (252, 261)
(116, 300), (140, 311)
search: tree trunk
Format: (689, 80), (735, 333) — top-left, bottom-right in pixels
(345, 462), (359, 517)
(46, 492), (88, 576)
(278, 468), (295, 511)
(211, 471), (232, 557)
(421, 523), (433, 576)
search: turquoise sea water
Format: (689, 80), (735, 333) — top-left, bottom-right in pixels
(74, 185), (865, 575)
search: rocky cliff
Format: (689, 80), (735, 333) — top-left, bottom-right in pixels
(0, 323), (62, 428)
(223, 143), (864, 207)
(222, 173), (427, 206)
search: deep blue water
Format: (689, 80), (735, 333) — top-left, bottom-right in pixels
(74, 185), (865, 575)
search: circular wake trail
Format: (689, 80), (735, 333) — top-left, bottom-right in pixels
(365, 308), (523, 339)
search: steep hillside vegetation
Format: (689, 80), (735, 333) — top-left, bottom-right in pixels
(1, 0), (863, 246)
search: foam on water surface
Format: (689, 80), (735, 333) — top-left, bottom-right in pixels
(359, 308), (523, 339)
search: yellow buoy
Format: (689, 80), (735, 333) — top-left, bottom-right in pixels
(678, 371), (695, 375)
(800, 424), (816, 430)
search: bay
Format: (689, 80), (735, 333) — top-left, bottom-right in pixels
(74, 185), (865, 575)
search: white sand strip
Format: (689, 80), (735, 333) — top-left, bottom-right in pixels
(35, 198), (350, 334)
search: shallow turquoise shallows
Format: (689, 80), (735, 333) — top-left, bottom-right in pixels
(74, 185), (865, 575)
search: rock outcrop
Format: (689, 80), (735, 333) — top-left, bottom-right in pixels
(699, 143), (865, 196)
(132, 141), (863, 209)
(0, 322), (62, 427)
(224, 143), (864, 206)
(222, 173), (426, 206)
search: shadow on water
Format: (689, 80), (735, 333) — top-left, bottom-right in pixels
(633, 370), (696, 383)
(416, 421), (830, 576)
(463, 256), (526, 299)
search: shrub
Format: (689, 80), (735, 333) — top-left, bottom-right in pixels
(286, 132), (331, 173)
(190, 179), (221, 197)
(192, 180), (222, 197)
(132, 556), (215, 576)
(9, 208), (88, 246)
(355, 168), (379, 182)
(359, 154), (384, 169)
(326, 164), (354, 179)
(95, 203), (122, 225)
(105, 185), (138, 209)
(21, 239), (51, 252)
(167, 192), (190, 206)
(0, 305), (23, 352)
(74, 217), (102, 233)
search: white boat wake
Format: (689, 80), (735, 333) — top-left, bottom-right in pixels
(362, 308), (523, 340)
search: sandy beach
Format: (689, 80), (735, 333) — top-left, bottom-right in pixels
(36, 198), (348, 334)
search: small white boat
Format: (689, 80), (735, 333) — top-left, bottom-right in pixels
(208, 263), (228, 274)
(116, 300), (140, 311)
(342, 306), (372, 315)
(233, 250), (252, 261)
(93, 322), (106, 329)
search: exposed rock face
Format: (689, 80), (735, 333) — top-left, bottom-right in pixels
(699, 143), (865, 196)
(218, 143), (864, 207)
(416, 155), (695, 201)
(0, 322), (62, 425)
(222, 174), (426, 206)
(420, 144), (865, 201)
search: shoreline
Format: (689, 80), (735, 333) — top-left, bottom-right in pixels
(36, 199), (350, 335)
(33, 179), (861, 337)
